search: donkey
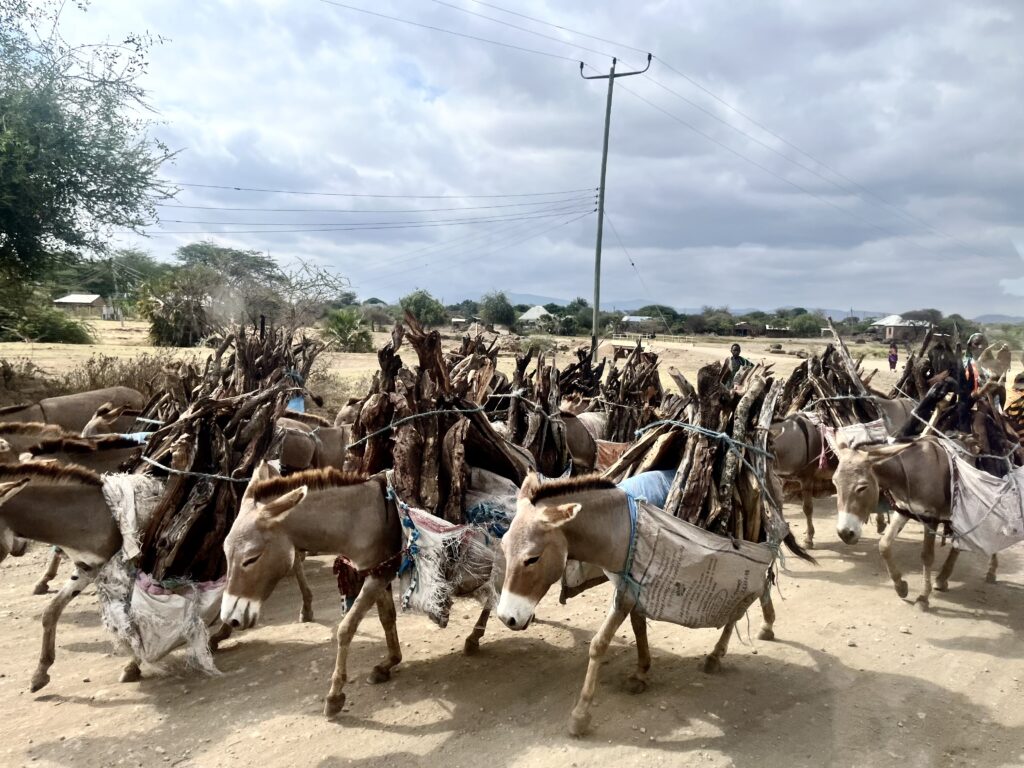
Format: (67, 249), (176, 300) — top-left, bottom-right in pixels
(771, 397), (916, 548)
(496, 472), (813, 736)
(0, 422), (67, 456)
(17, 435), (144, 596)
(0, 462), (148, 690)
(833, 437), (997, 609)
(0, 386), (144, 432)
(221, 462), (494, 719)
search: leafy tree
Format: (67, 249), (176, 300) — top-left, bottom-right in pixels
(558, 315), (579, 336)
(361, 304), (395, 332)
(0, 0), (173, 284)
(902, 308), (944, 326)
(513, 303), (530, 313)
(399, 289), (447, 327)
(636, 305), (679, 322)
(543, 302), (564, 316)
(566, 297), (590, 314)
(446, 299), (479, 317)
(324, 309), (373, 353)
(479, 291), (516, 326)
(363, 297), (388, 306)
(789, 312), (827, 337)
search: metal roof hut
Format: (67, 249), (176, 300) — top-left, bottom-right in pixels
(53, 293), (109, 318)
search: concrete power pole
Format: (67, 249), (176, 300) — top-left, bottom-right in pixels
(581, 54), (651, 360)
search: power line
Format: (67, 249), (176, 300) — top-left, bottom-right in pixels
(145, 206), (595, 235)
(156, 201), (595, 228)
(157, 194), (596, 214)
(614, 81), (948, 258)
(315, 0), (582, 63)
(455, 0), (979, 255)
(604, 211), (672, 335)
(173, 181), (595, 199)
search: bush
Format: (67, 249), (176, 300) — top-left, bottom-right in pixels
(0, 303), (94, 344)
(479, 291), (515, 326)
(324, 309), (374, 353)
(399, 289), (447, 327)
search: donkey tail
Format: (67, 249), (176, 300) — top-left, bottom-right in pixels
(783, 531), (818, 565)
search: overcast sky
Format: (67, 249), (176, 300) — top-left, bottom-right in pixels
(74, 0), (1023, 317)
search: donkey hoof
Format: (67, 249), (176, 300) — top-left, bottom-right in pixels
(32, 582), (50, 596)
(367, 665), (391, 685)
(802, 538), (814, 550)
(323, 693), (346, 718)
(299, 607), (314, 623)
(985, 573), (997, 584)
(119, 663), (142, 683)
(568, 712), (592, 737)
(463, 637), (480, 656)
(702, 655), (722, 675)
(11, 538), (28, 557)
(935, 580), (949, 592)
(895, 580), (909, 599)
(29, 672), (50, 693)
(757, 627), (775, 642)
(914, 597), (930, 612)
(624, 675), (648, 695)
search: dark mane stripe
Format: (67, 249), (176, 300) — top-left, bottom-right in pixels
(28, 435), (143, 455)
(282, 410), (333, 427)
(0, 461), (103, 487)
(0, 403), (33, 415)
(528, 474), (618, 503)
(0, 422), (67, 436)
(252, 467), (373, 501)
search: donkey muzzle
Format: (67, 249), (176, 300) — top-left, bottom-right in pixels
(496, 591), (535, 631)
(220, 594), (261, 630)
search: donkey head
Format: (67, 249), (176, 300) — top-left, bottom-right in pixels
(0, 438), (17, 465)
(833, 441), (881, 545)
(497, 472), (581, 630)
(221, 461), (307, 629)
(81, 402), (128, 437)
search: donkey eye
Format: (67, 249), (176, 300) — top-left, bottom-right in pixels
(524, 556), (540, 567)
(242, 553), (262, 567)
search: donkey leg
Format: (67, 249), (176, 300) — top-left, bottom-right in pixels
(935, 547), (959, 592)
(703, 622), (735, 674)
(569, 604), (629, 736)
(757, 587), (777, 641)
(624, 609), (651, 694)
(323, 575), (386, 719)
(878, 512), (910, 599)
(31, 564), (96, 692)
(985, 554), (998, 584)
(801, 485), (815, 549)
(368, 584), (402, 684)
(119, 658), (143, 683)
(915, 529), (936, 611)
(293, 550), (314, 623)
(33, 547), (63, 595)
(463, 608), (490, 657)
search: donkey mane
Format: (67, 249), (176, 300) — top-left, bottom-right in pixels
(0, 421), (67, 436)
(0, 461), (103, 487)
(528, 474), (618, 503)
(28, 435), (142, 455)
(283, 410), (333, 427)
(252, 467), (373, 501)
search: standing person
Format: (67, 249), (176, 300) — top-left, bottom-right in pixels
(1004, 372), (1024, 444)
(888, 343), (899, 371)
(724, 343), (753, 385)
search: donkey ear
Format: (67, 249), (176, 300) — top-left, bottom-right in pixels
(0, 478), (29, 503)
(537, 503), (581, 528)
(259, 486), (308, 524)
(518, 470), (541, 500)
(108, 404), (128, 418)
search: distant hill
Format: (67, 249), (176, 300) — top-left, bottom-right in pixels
(975, 314), (1024, 324)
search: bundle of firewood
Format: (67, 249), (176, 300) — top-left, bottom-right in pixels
(774, 342), (881, 427)
(346, 314), (535, 523)
(136, 326), (324, 580)
(594, 341), (663, 442)
(558, 348), (605, 398)
(604, 362), (783, 541)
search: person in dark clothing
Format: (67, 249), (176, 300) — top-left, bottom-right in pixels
(888, 343), (898, 371)
(724, 343), (753, 385)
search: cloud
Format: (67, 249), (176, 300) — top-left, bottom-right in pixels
(67, 0), (1024, 315)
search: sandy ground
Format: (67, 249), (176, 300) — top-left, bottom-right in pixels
(1, 324), (1023, 767)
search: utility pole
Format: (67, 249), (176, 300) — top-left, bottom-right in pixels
(581, 53), (651, 360)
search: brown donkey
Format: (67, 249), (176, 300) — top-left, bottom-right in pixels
(221, 462), (493, 719)
(0, 462), (146, 690)
(496, 472), (810, 736)
(833, 437), (997, 609)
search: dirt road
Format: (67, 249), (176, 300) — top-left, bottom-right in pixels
(1, 508), (1021, 768)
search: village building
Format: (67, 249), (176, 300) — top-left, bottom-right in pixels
(870, 314), (931, 342)
(517, 305), (553, 328)
(52, 293), (111, 318)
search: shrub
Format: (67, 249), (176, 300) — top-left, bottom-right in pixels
(0, 304), (94, 344)
(324, 309), (374, 353)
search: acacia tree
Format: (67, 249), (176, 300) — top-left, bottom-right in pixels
(479, 291), (515, 326)
(0, 0), (174, 281)
(399, 289), (447, 327)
